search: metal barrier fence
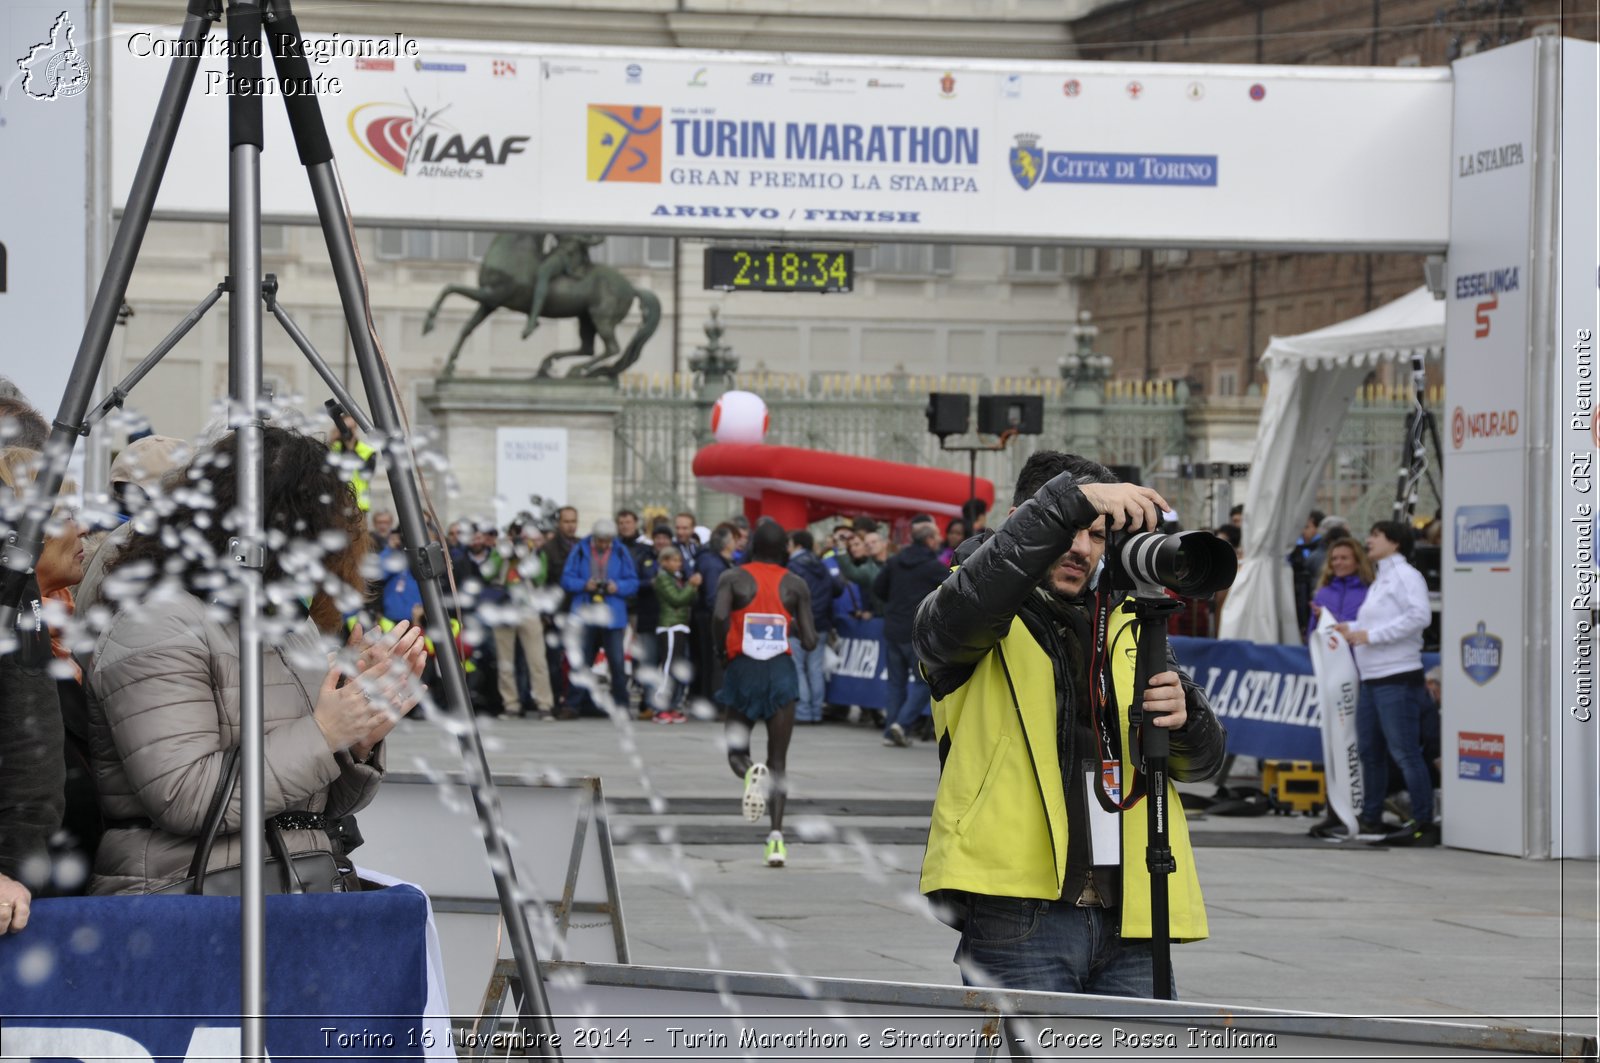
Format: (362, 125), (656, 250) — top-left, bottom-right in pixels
(613, 371), (1440, 535)
(614, 371), (1193, 524)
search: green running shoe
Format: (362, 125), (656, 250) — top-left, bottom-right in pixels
(764, 832), (787, 867)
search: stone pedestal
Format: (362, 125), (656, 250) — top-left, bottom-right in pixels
(418, 377), (621, 528)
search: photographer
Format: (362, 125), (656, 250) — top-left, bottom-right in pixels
(914, 452), (1226, 998)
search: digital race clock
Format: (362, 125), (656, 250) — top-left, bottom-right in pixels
(703, 247), (854, 293)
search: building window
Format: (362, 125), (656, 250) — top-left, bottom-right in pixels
(1113, 248), (1144, 273)
(859, 243), (953, 275)
(593, 235), (674, 268)
(1153, 248), (1189, 268)
(260, 224), (289, 254)
(1214, 367), (1238, 397)
(1010, 245), (1062, 276)
(375, 228), (497, 261)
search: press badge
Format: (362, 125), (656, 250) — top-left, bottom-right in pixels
(1086, 760), (1121, 866)
(741, 613), (789, 660)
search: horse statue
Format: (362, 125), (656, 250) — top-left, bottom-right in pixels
(421, 232), (661, 380)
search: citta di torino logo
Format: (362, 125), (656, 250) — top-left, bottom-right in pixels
(15, 10), (90, 101)
(347, 96), (528, 177)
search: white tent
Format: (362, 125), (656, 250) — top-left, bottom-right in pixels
(1218, 286), (1445, 644)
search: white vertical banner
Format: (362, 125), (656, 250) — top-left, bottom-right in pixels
(1551, 39), (1599, 859)
(1309, 610), (1362, 836)
(1441, 40), (1540, 856)
(494, 427), (567, 531)
(0, 2), (91, 417)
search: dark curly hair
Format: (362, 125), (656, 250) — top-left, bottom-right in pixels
(108, 425), (367, 633)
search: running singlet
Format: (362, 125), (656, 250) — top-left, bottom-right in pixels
(725, 562), (794, 662)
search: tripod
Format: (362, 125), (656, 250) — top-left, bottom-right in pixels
(1392, 352), (1444, 523)
(0, 3), (559, 1058)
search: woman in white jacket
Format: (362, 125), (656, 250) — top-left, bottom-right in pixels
(1336, 520), (1437, 847)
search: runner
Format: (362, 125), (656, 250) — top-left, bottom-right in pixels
(713, 520), (817, 867)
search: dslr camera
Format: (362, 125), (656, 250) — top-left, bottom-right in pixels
(1103, 528), (1237, 598)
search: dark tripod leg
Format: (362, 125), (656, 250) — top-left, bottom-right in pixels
(0, 0), (220, 627)
(264, 7), (561, 1055)
(1130, 595), (1180, 1001)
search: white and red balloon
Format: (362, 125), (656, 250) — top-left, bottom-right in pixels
(710, 390), (769, 444)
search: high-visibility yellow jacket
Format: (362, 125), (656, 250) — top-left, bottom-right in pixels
(913, 470), (1227, 942)
(920, 604), (1209, 940)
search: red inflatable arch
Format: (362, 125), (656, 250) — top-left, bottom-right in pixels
(692, 443), (996, 531)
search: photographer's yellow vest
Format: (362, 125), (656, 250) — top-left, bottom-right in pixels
(920, 603), (1209, 941)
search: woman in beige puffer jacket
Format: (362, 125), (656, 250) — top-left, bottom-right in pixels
(86, 426), (425, 895)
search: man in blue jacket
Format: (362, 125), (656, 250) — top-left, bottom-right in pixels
(559, 518), (639, 718)
(787, 529), (843, 723)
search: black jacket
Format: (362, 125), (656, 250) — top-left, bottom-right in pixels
(913, 471), (1226, 785)
(873, 541), (949, 645)
(787, 549), (842, 635)
(0, 579), (66, 887)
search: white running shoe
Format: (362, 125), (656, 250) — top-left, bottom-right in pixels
(742, 763), (769, 822)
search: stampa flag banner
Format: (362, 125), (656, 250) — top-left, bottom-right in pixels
(1309, 611), (1363, 835)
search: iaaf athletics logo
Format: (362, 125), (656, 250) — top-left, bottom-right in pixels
(347, 94), (528, 177)
(15, 11), (91, 101)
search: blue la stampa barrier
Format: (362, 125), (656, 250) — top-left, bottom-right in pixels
(824, 614), (890, 709)
(1172, 636), (1441, 762)
(0, 886), (433, 1061)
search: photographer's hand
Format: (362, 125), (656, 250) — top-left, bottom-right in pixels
(1077, 483), (1169, 533)
(1143, 671), (1188, 729)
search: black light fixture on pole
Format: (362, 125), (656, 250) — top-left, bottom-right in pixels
(925, 391), (1043, 503)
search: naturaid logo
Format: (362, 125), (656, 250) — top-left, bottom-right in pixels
(16, 11), (91, 101)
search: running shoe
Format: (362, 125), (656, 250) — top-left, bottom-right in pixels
(884, 723), (909, 747)
(764, 832), (787, 867)
(742, 763), (769, 822)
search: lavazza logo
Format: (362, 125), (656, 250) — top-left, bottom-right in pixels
(15, 10), (91, 101)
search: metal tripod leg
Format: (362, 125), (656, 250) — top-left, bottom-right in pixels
(85, 283), (227, 430)
(0, 1), (218, 629)
(264, 5), (562, 1056)
(263, 278), (374, 435)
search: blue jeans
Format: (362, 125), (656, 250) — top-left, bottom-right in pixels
(790, 636), (827, 722)
(884, 639), (930, 737)
(957, 896), (1175, 998)
(1357, 678), (1435, 825)
(570, 626), (628, 715)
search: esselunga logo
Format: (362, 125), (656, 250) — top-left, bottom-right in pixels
(347, 101), (529, 177)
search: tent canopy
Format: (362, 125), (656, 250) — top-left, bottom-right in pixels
(1219, 286), (1445, 644)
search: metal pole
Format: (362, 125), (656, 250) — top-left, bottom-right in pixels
(0, 2), (217, 628)
(225, 2), (268, 1057)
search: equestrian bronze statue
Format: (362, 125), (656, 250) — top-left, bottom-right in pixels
(422, 232), (661, 379)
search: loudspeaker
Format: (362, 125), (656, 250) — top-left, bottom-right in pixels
(925, 392), (970, 437)
(1108, 463), (1142, 486)
(976, 394), (1043, 436)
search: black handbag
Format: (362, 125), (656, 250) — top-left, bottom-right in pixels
(153, 748), (346, 896)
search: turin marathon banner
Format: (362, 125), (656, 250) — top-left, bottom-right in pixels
(111, 30), (1452, 250)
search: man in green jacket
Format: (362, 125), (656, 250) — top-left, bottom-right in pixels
(914, 451), (1227, 998)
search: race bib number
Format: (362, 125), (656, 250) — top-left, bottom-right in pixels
(741, 613), (789, 660)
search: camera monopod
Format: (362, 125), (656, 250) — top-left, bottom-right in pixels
(1126, 590), (1183, 999)
(1109, 530), (1237, 999)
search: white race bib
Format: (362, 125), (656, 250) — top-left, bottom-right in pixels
(741, 613), (789, 660)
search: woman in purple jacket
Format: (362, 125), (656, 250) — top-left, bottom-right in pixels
(1307, 538), (1375, 641)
